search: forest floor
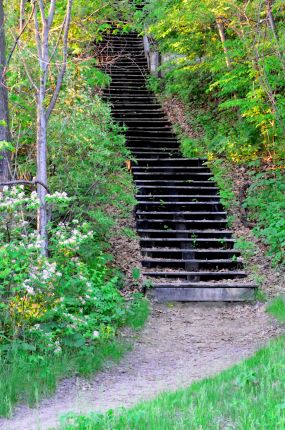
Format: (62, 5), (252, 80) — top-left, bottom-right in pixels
(0, 300), (282, 430)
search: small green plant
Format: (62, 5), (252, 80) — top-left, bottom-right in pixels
(255, 289), (267, 303)
(266, 297), (285, 323)
(143, 279), (153, 290)
(206, 159), (236, 210)
(121, 227), (137, 239)
(132, 267), (141, 281)
(235, 237), (257, 260)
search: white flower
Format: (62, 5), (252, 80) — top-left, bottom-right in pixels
(24, 284), (35, 295)
(92, 330), (99, 338)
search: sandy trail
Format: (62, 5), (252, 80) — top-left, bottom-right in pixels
(0, 302), (281, 430)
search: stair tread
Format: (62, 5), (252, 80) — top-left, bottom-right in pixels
(137, 195), (219, 198)
(152, 282), (256, 288)
(143, 258), (242, 263)
(141, 248), (240, 253)
(137, 211), (227, 214)
(144, 271), (246, 275)
(138, 229), (232, 233)
(140, 238), (235, 242)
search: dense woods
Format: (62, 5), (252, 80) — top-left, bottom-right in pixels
(0, 0), (284, 421)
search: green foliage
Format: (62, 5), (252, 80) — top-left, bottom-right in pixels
(60, 337), (285, 430)
(125, 295), (150, 330)
(244, 171), (285, 265)
(0, 185), (149, 416)
(0, 188), (127, 355)
(206, 159), (236, 210)
(234, 237), (257, 261)
(138, 0), (285, 161)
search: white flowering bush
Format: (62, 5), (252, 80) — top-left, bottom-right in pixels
(0, 186), (129, 357)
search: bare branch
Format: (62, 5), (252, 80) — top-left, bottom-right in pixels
(50, 17), (66, 63)
(38, 0), (46, 25)
(5, 3), (35, 71)
(32, 1), (43, 63)
(47, 0), (57, 30)
(46, 0), (73, 119)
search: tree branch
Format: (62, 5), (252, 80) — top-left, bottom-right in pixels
(5, 3), (35, 71)
(0, 179), (50, 193)
(47, 0), (56, 30)
(46, 0), (73, 119)
(32, 1), (43, 64)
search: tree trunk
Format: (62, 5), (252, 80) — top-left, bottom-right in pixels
(216, 17), (231, 69)
(20, 0), (27, 31)
(36, 96), (48, 256)
(0, 0), (10, 182)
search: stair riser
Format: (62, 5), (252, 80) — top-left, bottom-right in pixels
(138, 231), (232, 239)
(142, 261), (243, 270)
(137, 188), (219, 195)
(150, 288), (255, 302)
(137, 213), (227, 221)
(141, 250), (241, 259)
(136, 197), (220, 203)
(140, 239), (235, 249)
(137, 220), (228, 229)
(144, 273), (246, 281)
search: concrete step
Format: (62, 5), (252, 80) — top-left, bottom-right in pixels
(150, 286), (255, 302)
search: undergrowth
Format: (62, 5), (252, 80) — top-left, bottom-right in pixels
(244, 170), (285, 266)
(0, 296), (149, 417)
(0, 21), (148, 417)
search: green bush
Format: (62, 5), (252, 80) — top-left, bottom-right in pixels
(244, 171), (285, 265)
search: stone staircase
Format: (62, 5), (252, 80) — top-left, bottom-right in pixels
(98, 32), (256, 301)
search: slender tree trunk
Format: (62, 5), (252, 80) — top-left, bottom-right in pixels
(20, 0), (27, 31)
(0, 0), (10, 182)
(265, 0), (285, 74)
(216, 17), (231, 69)
(32, 0), (73, 255)
(266, 0), (278, 41)
(36, 94), (48, 256)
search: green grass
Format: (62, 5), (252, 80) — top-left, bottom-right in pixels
(58, 336), (285, 430)
(0, 340), (130, 418)
(266, 296), (285, 323)
(0, 297), (149, 417)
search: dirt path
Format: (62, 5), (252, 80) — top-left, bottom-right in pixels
(0, 301), (281, 430)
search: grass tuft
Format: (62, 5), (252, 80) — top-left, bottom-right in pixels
(266, 296), (285, 323)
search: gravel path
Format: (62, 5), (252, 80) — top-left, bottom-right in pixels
(0, 301), (281, 430)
